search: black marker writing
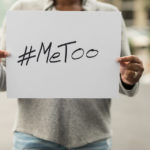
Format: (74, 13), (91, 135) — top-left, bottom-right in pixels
(71, 48), (84, 60)
(58, 41), (77, 63)
(36, 42), (52, 63)
(86, 49), (99, 58)
(17, 41), (100, 66)
(49, 52), (61, 63)
(17, 46), (36, 66)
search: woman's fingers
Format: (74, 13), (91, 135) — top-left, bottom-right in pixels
(0, 50), (10, 58)
(122, 70), (140, 84)
(122, 63), (144, 72)
(117, 55), (144, 85)
(117, 55), (142, 64)
(121, 70), (137, 85)
(0, 50), (10, 62)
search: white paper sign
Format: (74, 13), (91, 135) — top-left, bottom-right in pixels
(6, 11), (121, 98)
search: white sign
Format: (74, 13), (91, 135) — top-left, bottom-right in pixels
(6, 11), (121, 98)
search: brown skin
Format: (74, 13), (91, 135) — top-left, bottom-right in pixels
(117, 56), (144, 85)
(55, 0), (83, 11)
(0, 0), (144, 86)
(0, 50), (9, 62)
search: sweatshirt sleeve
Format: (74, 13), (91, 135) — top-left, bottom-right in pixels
(0, 0), (23, 91)
(119, 16), (139, 97)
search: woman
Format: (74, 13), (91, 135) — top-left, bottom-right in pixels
(0, 0), (144, 150)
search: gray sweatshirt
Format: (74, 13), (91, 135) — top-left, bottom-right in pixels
(0, 0), (139, 148)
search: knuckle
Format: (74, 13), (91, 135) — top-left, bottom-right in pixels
(139, 59), (143, 64)
(131, 55), (135, 59)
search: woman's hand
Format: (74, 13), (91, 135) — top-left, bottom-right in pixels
(117, 55), (144, 85)
(0, 50), (10, 62)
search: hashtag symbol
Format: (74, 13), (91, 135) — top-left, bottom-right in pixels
(17, 46), (36, 66)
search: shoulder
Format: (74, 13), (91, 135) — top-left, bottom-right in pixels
(9, 0), (48, 10)
(85, 0), (119, 11)
(96, 1), (119, 11)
